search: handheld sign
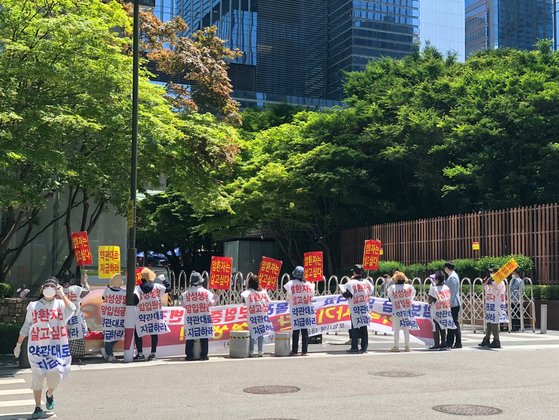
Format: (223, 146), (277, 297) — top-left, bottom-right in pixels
(304, 251), (323, 282)
(363, 239), (382, 270)
(491, 257), (519, 284)
(258, 257), (283, 290)
(135, 267), (143, 286)
(71, 231), (93, 266)
(209, 256), (233, 290)
(98, 246), (121, 279)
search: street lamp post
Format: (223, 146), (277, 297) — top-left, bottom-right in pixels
(124, 0), (155, 363)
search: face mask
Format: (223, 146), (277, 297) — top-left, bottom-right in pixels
(43, 287), (56, 299)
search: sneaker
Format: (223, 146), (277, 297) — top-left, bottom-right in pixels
(360, 349), (368, 354)
(429, 345), (439, 350)
(201, 356), (209, 361)
(453, 344), (463, 349)
(301, 352), (309, 356)
(100, 348), (107, 360)
(289, 352), (298, 357)
(45, 391), (54, 410)
(31, 407), (45, 419)
(346, 348), (360, 354)
(107, 355), (115, 362)
(148, 353), (156, 360)
(389, 346), (399, 352)
(404, 346), (410, 352)
(258, 352), (263, 357)
(133, 354), (145, 361)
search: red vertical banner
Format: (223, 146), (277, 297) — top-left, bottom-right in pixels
(71, 231), (93, 266)
(363, 240), (382, 270)
(304, 251), (324, 282)
(209, 256), (233, 290)
(135, 267), (143, 286)
(258, 257), (283, 290)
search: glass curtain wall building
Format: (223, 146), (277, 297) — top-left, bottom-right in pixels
(176, 1), (466, 104)
(154, 0), (175, 22)
(466, 0), (555, 58)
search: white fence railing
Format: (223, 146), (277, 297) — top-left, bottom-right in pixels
(166, 271), (536, 333)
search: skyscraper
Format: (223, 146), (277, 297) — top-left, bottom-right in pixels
(466, 0), (555, 58)
(176, 1), (465, 104)
(154, 0), (175, 22)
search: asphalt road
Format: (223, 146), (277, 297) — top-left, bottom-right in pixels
(1, 331), (558, 420)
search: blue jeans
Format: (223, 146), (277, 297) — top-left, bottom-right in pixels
(249, 335), (264, 354)
(104, 341), (116, 357)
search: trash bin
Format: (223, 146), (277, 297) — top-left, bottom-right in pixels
(19, 337), (30, 369)
(229, 330), (250, 358)
(274, 332), (291, 357)
(309, 334), (322, 344)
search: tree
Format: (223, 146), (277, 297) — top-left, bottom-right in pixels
(0, 0), (182, 282)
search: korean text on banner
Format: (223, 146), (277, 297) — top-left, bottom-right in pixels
(209, 256), (233, 290)
(304, 251), (323, 282)
(492, 258), (519, 284)
(258, 257), (283, 290)
(98, 246), (121, 279)
(363, 240), (382, 270)
(71, 231), (92, 266)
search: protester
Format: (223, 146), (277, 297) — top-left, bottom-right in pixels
(381, 273), (394, 298)
(444, 261), (462, 348)
(479, 268), (506, 349)
(284, 266), (316, 356)
(101, 273), (126, 362)
(428, 270), (456, 350)
(134, 268), (171, 360)
(509, 270), (523, 332)
(387, 271), (418, 352)
(340, 264), (373, 354)
(13, 278), (76, 419)
(182, 271), (216, 361)
(241, 274), (274, 357)
(60, 269), (90, 363)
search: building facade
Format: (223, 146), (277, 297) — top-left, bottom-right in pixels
(466, 0), (556, 58)
(175, 1), (465, 103)
(154, 0), (176, 22)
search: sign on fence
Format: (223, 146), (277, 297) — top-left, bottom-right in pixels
(258, 257), (282, 290)
(209, 256), (233, 290)
(363, 239), (382, 270)
(492, 257), (519, 284)
(304, 251), (323, 282)
(71, 231), (92, 266)
(98, 246), (121, 279)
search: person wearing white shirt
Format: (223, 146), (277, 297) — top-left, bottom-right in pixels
(387, 271), (417, 352)
(479, 268), (505, 349)
(509, 270), (523, 332)
(60, 269), (90, 362)
(444, 261), (462, 349)
(14, 277), (76, 419)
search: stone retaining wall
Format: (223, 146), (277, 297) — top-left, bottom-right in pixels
(0, 298), (31, 324)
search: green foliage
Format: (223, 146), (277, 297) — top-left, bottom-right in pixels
(426, 260), (446, 273)
(527, 285), (559, 300)
(373, 261), (405, 277)
(476, 255), (534, 276)
(404, 263), (426, 279)
(0, 323), (21, 354)
(0, 283), (13, 298)
(452, 259), (479, 280)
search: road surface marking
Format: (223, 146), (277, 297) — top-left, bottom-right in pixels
(0, 389), (31, 396)
(0, 379), (25, 385)
(0, 399), (36, 408)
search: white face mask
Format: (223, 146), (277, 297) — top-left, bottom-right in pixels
(42, 287), (56, 299)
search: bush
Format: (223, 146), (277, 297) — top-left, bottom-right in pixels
(404, 263), (426, 279)
(375, 261), (405, 277)
(426, 260), (446, 273)
(476, 255), (534, 276)
(0, 283), (13, 298)
(529, 285), (559, 300)
(453, 258), (479, 280)
(0, 323), (21, 354)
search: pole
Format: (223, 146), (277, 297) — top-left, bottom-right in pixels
(124, 0), (140, 363)
(540, 304), (548, 334)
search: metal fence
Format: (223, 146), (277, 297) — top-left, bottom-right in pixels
(167, 270), (536, 333)
(339, 203), (559, 284)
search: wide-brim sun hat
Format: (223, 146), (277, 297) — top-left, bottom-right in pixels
(190, 272), (204, 287)
(110, 273), (123, 288)
(292, 266), (304, 279)
(140, 267), (156, 282)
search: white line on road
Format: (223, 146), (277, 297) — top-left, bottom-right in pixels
(0, 389), (31, 396)
(0, 379), (25, 385)
(0, 400), (35, 408)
